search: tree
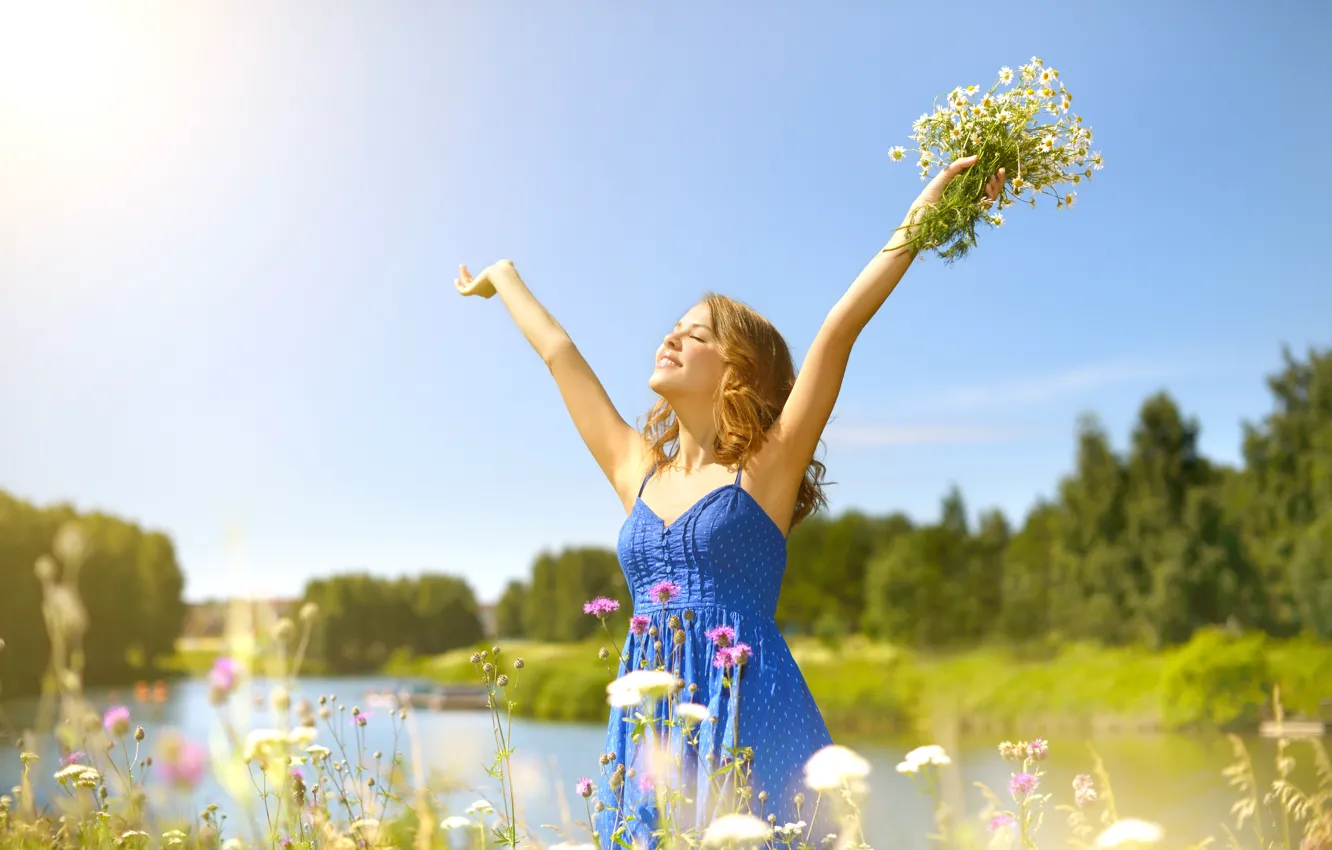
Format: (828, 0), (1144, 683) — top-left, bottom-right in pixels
(495, 580), (528, 638)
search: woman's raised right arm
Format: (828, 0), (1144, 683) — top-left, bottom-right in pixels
(456, 260), (647, 507)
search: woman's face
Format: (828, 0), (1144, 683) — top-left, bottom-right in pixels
(648, 302), (725, 401)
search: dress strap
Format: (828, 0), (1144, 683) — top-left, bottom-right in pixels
(734, 462), (744, 487)
(638, 463), (660, 498)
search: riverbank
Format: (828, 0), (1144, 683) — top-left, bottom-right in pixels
(384, 628), (1332, 737)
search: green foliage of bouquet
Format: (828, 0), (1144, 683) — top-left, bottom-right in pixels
(890, 57), (1103, 262)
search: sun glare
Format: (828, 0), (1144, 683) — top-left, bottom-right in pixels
(0, 3), (155, 140)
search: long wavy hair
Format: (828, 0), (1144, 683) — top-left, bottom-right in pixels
(640, 292), (829, 528)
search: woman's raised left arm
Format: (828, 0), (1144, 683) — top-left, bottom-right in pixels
(761, 156), (1006, 480)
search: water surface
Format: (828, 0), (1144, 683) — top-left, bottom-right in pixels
(1, 676), (1317, 847)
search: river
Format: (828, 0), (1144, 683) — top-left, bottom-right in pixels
(1, 676), (1320, 847)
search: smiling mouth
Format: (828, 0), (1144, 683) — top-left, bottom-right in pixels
(656, 355), (681, 369)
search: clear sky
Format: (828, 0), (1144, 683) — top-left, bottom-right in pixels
(2, 1), (1330, 604)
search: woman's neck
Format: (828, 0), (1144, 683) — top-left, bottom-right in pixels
(670, 401), (719, 473)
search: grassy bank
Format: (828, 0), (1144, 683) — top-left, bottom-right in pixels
(385, 628), (1332, 737)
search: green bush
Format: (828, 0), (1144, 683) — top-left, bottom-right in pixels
(1159, 627), (1270, 729)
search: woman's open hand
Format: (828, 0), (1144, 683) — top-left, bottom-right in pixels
(454, 260), (516, 299)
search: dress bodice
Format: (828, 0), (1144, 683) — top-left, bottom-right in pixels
(616, 467), (788, 618)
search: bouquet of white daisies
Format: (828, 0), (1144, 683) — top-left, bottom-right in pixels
(889, 57), (1103, 262)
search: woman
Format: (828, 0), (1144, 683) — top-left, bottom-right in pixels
(457, 157), (1005, 845)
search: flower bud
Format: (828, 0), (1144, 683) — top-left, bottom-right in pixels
(299, 602), (319, 623)
(513, 658), (525, 669)
(134, 726), (145, 742)
(34, 555), (58, 583)
(497, 675), (509, 687)
(272, 618), (296, 644)
(53, 522), (89, 565)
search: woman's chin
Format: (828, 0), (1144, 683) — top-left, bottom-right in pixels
(648, 369), (681, 395)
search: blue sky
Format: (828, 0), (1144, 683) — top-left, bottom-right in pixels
(2, 2), (1329, 604)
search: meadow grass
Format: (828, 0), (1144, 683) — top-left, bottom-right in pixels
(4, 523), (1331, 849)
(389, 634), (1332, 739)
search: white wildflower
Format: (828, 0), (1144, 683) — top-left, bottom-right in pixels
(1095, 819), (1165, 848)
(774, 821), (808, 841)
(243, 729), (285, 761)
(288, 726), (317, 746)
(440, 816), (473, 830)
(804, 744), (871, 792)
(888, 146), (906, 162)
(904, 744), (952, 767)
(349, 819), (379, 842)
(703, 813), (773, 847)
(606, 669), (681, 706)
(162, 831), (188, 846)
(55, 764), (90, 783)
(998, 66), (1013, 84)
(676, 703), (709, 725)
(466, 799), (496, 816)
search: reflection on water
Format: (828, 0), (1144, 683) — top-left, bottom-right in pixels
(0, 676), (1320, 847)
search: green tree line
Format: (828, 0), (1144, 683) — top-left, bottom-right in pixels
(300, 573), (486, 673)
(497, 345), (1332, 650)
(0, 494), (187, 698)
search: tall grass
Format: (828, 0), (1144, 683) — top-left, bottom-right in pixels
(2, 524), (1329, 849)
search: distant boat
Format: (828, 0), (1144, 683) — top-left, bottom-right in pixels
(364, 681), (490, 712)
(1258, 717), (1326, 739)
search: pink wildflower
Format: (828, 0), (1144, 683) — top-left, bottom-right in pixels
(583, 597), (620, 618)
(576, 777), (594, 798)
(1029, 738), (1048, 760)
(209, 657), (240, 692)
(352, 710), (371, 727)
(629, 615), (651, 636)
(158, 731), (207, 789)
(103, 705), (131, 736)
(1073, 773), (1097, 808)
(712, 642), (752, 669)
(60, 751), (86, 768)
(1009, 772), (1038, 797)
(648, 581), (679, 604)
(705, 625), (736, 647)
(988, 813), (1015, 832)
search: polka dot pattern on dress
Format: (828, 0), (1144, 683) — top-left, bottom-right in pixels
(591, 464), (834, 848)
